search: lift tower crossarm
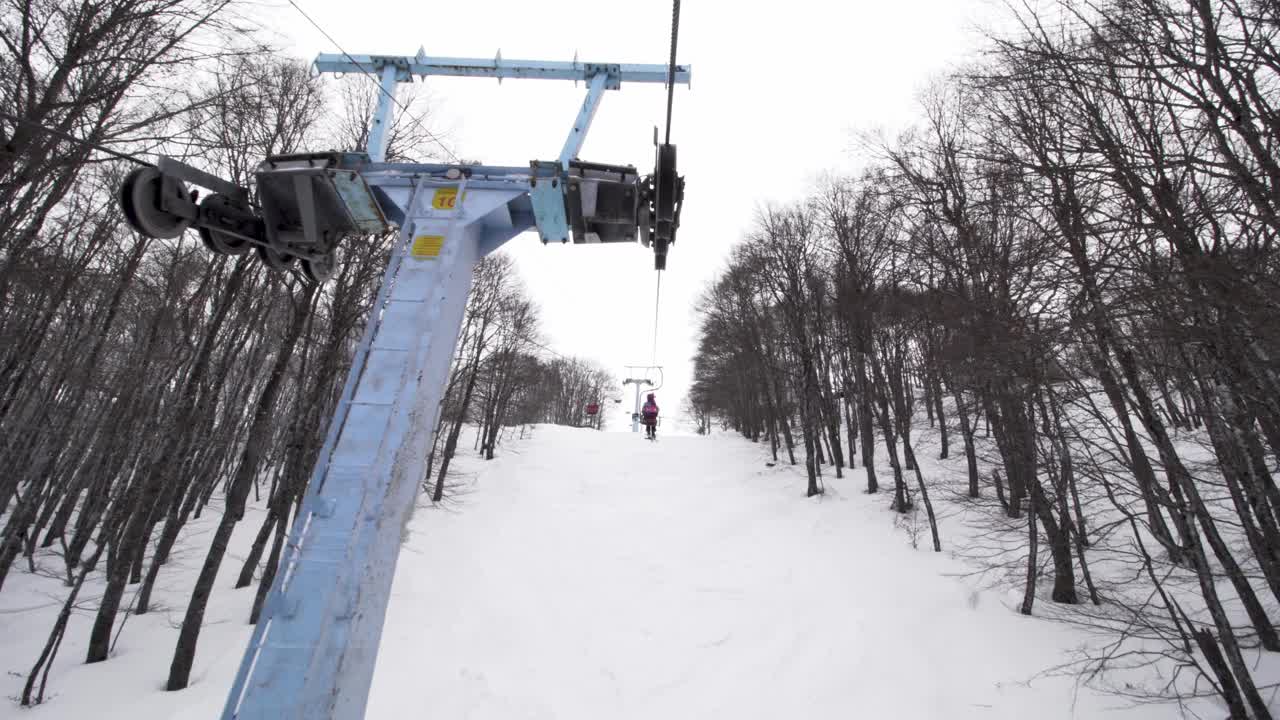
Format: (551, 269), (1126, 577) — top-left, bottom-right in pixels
(313, 53), (691, 87)
(311, 51), (691, 243)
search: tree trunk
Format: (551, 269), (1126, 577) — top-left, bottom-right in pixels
(1020, 485), (1038, 616)
(952, 386), (980, 498)
(86, 258), (251, 664)
(167, 284), (314, 691)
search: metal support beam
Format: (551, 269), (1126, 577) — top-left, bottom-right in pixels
(314, 53), (690, 87)
(156, 156), (248, 203)
(367, 64), (400, 163)
(559, 72), (609, 169)
(222, 178), (527, 720)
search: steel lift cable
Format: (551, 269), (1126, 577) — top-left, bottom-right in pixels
(284, 0), (461, 164)
(0, 115), (312, 285)
(505, 329), (571, 362)
(525, 337), (570, 361)
(651, 269), (662, 365)
(648, 0), (681, 366)
(1, 81), (265, 170)
(2, 112), (157, 167)
(665, 0), (681, 145)
(5, 114), (308, 288)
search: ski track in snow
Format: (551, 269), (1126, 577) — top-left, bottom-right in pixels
(367, 426), (1164, 720)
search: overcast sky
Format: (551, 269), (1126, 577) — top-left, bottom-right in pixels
(269, 0), (1002, 429)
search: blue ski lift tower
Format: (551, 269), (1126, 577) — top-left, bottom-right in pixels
(118, 46), (689, 720)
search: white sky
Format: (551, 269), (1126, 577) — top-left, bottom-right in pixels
(270, 0), (1001, 416)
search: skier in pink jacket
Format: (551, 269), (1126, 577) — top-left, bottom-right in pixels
(641, 393), (659, 439)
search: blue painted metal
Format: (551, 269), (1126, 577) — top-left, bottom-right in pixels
(313, 53), (690, 87)
(528, 162), (569, 243)
(366, 64), (400, 162)
(559, 72), (609, 169)
(223, 48), (690, 720)
(360, 162), (555, 185)
(222, 178), (529, 720)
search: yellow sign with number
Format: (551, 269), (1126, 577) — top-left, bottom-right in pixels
(411, 235), (445, 258)
(432, 187), (463, 210)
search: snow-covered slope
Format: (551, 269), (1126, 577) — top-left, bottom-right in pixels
(1, 499), (262, 719)
(366, 425), (1171, 719)
(2, 424), (1200, 719)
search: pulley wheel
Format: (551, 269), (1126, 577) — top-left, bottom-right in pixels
(119, 166), (192, 240)
(197, 194), (250, 255)
(256, 243), (296, 271)
(300, 251), (336, 284)
(637, 200), (653, 248)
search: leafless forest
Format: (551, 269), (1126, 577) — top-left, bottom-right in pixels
(4, 0), (1280, 716)
(690, 1), (1280, 716)
(0, 0), (609, 703)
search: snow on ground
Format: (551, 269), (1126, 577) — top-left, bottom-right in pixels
(1, 495), (263, 719)
(1, 422), (1228, 719)
(366, 424), (1190, 719)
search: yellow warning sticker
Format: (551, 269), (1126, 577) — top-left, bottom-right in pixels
(411, 235), (445, 258)
(432, 187), (463, 210)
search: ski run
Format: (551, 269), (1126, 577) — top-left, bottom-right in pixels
(3, 422), (1242, 719)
